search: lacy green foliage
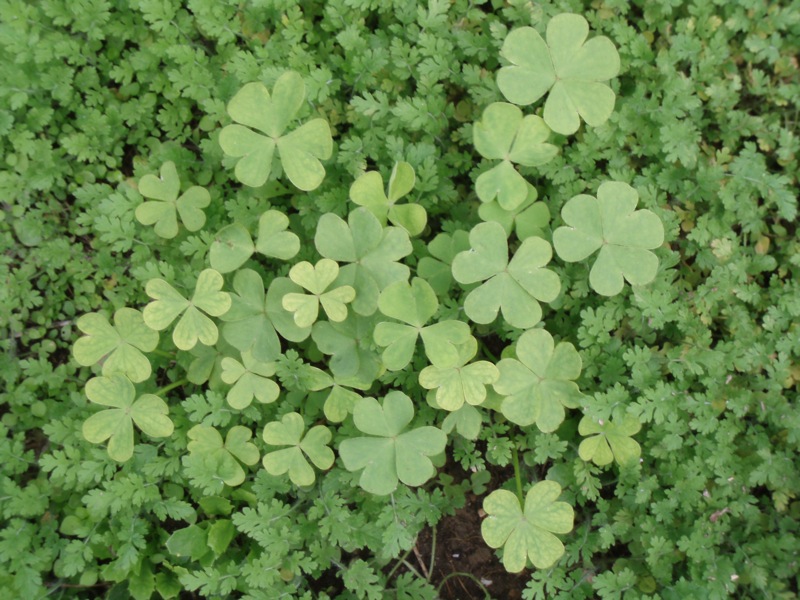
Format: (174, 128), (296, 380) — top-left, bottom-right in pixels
(4, 0), (799, 598)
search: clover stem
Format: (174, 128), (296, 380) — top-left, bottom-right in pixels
(436, 572), (491, 599)
(512, 444), (524, 506)
(428, 526), (436, 580)
(154, 378), (188, 397)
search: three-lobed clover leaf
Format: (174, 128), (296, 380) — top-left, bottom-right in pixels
(73, 308), (158, 383)
(135, 161), (210, 239)
(349, 161), (427, 236)
(312, 313), (383, 383)
(209, 210), (300, 273)
(478, 184), (550, 241)
(373, 277), (472, 371)
(314, 207), (412, 316)
(219, 71), (333, 190)
(262, 412), (334, 486)
(339, 391), (447, 495)
(452, 221), (560, 329)
(185, 425), (259, 488)
(494, 328), (582, 432)
(222, 269), (311, 362)
(481, 481), (574, 572)
(552, 182), (664, 296)
(82, 374), (173, 462)
(578, 414), (642, 467)
(497, 14), (621, 135)
(220, 351), (280, 409)
(420, 337), (498, 411)
(417, 230), (471, 296)
(143, 269), (231, 351)
(474, 102), (558, 210)
(282, 259), (356, 327)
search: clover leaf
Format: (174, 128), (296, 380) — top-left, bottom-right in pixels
(578, 414), (642, 467)
(135, 161), (210, 239)
(73, 308), (158, 383)
(143, 269), (231, 351)
(339, 391), (447, 495)
(417, 230), (471, 296)
(315, 208), (412, 315)
(474, 103), (557, 210)
(373, 278), (471, 371)
(222, 269), (311, 362)
(312, 313), (383, 382)
(497, 14), (621, 135)
(481, 481), (574, 572)
(494, 328), (582, 432)
(552, 182), (665, 296)
(219, 72), (333, 190)
(262, 412), (334, 486)
(440, 402), (483, 440)
(478, 184), (550, 241)
(350, 161), (427, 236)
(451, 222), (560, 329)
(82, 374), (173, 462)
(420, 340), (499, 412)
(220, 351), (280, 409)
(255, 209), (300, 260)
(209, 210), (300, 273)
(185, 425), (259, 488)
(282, 259), (356, 327)
(209, 223), (254, 274)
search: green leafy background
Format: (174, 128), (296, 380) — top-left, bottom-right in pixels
(2, 0), (798, 598)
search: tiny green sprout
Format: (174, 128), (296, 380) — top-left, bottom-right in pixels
(474, 102), (557, 210)
(143, 269), (231, 351)
(350, 161), (427, 236)
(219, 71), (333, 189)
(578, 414), (642, 467)
(282, 258), (356, 328)
(262, 412), (334, 486)
(452, 221), (560, 329)
(82, 374), (173, 462)
(135, 161), (210, 239)
(552, 181), (665, 296)
(339, 391), (447, 495)
(73, 308), (158, 383)
(494, 328), (583, 432)
(220, 351), (280, 409)
(481, 480), (574, 572)
(497, 13), (620, 135)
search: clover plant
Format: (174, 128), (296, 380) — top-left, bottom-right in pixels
(66, 10), (675, 592)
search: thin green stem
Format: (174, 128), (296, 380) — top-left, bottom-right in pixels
(154, 378), (188, 397)
(436, 572), (491, 599)
(386, 546), (416, 582)
(151, 349), (176, 359)
(427, 526), (436, 581)
(512, 444), (524, 505)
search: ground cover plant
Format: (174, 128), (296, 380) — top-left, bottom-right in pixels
(1, 0), (799, 598)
